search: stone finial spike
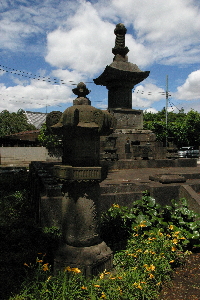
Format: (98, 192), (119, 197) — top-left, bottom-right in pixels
(112, 23), (129, 57)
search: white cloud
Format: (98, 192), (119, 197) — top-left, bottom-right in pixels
(0, 80), (73, 112)
(175, 70), (200, 100)
(144, 107), (158, 114)
(0, 0), (77, 52)
(132, 83), (165, 108)
(112, 0), (200, 65)
(45, 1), (115, 76)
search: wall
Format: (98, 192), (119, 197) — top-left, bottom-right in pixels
(0, 147), (61, 165)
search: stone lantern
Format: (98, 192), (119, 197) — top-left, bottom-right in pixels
(50, 82), (115, 276)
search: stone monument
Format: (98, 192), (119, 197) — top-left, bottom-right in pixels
(50, 82), (114, 276)
(94, 23), (165, 160)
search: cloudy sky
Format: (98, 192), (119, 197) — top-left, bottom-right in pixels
(1, 0), (200, 114)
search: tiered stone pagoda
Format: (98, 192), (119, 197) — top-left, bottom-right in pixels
(94, 23), (165, 160)
(94, 23), (149, 111)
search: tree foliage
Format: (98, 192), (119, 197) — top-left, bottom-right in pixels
(38, 123), (63, 158)
(0, 109), (36, 137)
(143, 108), (200, 148)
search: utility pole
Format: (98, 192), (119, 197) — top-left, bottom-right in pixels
(165, 75), (168, 147)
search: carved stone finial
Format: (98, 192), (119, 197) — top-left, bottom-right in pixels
(72, 82), (90, 98)
(72, 82), (91, 105)
(112, 23), (129, 57)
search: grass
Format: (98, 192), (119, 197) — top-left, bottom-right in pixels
(0, 171), (200, 300)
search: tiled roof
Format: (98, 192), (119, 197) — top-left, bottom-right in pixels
(24, 111), (47, 129)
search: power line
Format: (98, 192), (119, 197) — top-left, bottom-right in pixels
(1, 64), (172, 96)
(0, 64), (93, 86)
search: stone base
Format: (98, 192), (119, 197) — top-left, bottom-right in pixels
(54, 241), (113, 277)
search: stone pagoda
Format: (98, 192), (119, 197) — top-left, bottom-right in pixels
(94, 23), (165, 160)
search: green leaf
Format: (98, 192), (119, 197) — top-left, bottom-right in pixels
(147, 197), (156, 207)
(188, 222), (199, 231)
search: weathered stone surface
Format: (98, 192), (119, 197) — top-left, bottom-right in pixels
(51, 84), (115, 167)
(149, 174), (186, 184)
(53, 165), (102, 181)
(45, 82), (115, 275)
(61, 181), (101, 247)
(54, 241), (113, 277)
(94, 23), (149, 110)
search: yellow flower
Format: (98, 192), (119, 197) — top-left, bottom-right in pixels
(64, 266), (72, 272)
(46, 276), (52, 282)
(117, 276), (123, 279)
(37, 259), (43, 263)
(128, 253), (137, 257)
(148, 237), (156, 241)
(64, 266), (81, 273)
(136, 249), (142, 253)
(71, 267), (81, 273)
(133, 282), (143, 289)
(100, 291), (106, 298)
(112, 204), (120, 208)
(174, 231), (180, 235)
(43, 263), (49, 271)
(24, 263), (30, 268)
(171, 246), (177, 252)
(169, 260), (175, 263)
(169, 225), (174, 230)
(149, 273), (155, 279)
(172, 238), (178, 244)
(139, 221), (147, 227)
(105, 271), (110, 275)
(144, 264), (155, 271)
(94, 284), (101, 288)
(99, 269), (110, 279)
(81, 286), (87, 290)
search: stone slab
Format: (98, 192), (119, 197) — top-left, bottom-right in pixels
(149, 174), (186, 184)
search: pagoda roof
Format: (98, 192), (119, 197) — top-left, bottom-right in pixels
(94, 65), (150, 86)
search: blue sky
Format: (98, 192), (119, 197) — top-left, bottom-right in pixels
(0, 0), (200, 114)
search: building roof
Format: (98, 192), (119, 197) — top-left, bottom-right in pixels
(24, 111), (47, 129)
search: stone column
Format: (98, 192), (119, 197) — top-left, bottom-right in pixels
(53, 169), (113, 277)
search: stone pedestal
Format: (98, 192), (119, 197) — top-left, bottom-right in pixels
(53, 167), (113, 276)
(54, 241), (113, 277)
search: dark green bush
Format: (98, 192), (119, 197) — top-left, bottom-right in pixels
(100, 192), (200, 252)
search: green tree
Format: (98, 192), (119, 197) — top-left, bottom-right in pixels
(0, 109), (36, 137)
(38, 123), (63, 157)
(144, 108), (200, 148)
